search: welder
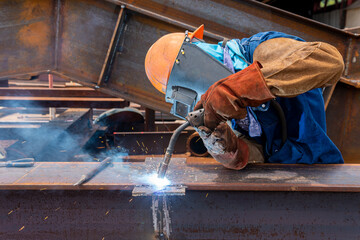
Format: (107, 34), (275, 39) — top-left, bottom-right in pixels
(145, 25), (344, 170)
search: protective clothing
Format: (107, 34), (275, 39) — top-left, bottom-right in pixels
(145, 25), (204, 93)
(193, 39), (249, 71)
(197, 31), (344, 166)
(194, 61), (275, 130)
(253, 38), (344, 97)
(197, 122), (249, 170)
(198, 122), (264, 169)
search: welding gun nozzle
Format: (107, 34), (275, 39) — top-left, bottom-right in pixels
(157, 162), (168, 179)
(157, 150), (173, 178)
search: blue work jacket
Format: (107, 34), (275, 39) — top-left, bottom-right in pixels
(232, 32), (343, 164)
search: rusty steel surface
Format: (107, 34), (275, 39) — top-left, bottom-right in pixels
(1, 159), (360, 192)
(0, 87), (113, 98)
(326, 82), (360, 163)
(0, 96), (129, 108)
(0, 0), (358, 159)
(0, 190), (359, 239)
(0, 0), (359, 111)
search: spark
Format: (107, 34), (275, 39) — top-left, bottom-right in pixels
(205, 193), (209, 198)
(102, 237), (105, 240)
(105, 210), (110, 215)
(40, 188), (47, 191)
(141, 142), (145, 148)
(8, 210), (13, 215)
(55, 207), (61, 211)
(129, 198), (133, 203)
(145, 174), (171, 190)
(136, 140), (140, 146)
(19, 226), (25, 232)
(44, 216), (48, 220)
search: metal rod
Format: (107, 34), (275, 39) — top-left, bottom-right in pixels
(97, 5), (126, 86)
(73, 157), (113, 186)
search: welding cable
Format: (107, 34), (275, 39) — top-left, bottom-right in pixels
(270, 99), (287, 147)
(157, 121), (190, 179)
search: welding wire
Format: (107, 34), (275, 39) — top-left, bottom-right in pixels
(157, 121), (190, 179)
(73, 157), (113, 186)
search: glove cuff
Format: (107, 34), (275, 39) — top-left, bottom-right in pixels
(209, 137), (249, 170)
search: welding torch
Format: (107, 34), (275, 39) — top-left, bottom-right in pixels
(157, 109), (204, 179)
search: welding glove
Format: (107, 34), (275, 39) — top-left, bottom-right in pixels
(197, 122), (250, 170)
(194, 61), (275, 130)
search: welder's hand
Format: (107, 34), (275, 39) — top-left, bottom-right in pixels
(197, 122), (249, 170)
(194, 61), (274, 130)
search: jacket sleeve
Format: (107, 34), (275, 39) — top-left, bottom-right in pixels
(253, 37), (344, 97)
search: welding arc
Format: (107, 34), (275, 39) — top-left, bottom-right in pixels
(157, 121), (190, 179)
(73, 157), (113, 186)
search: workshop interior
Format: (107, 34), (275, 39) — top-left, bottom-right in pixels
(0, 0), (359, 239)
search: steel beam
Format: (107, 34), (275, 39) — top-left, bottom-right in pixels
(0, 96), (129, 108)
(0, 87), (114, 98)
(0, 190), (359, 239)
(97, 5), (127, 86)
(0, 0), (359, 112)
(0, 159), (360, 191)
(1, 160), (360, 238)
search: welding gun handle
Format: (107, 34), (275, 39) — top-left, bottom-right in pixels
(186, 108), (204, 128)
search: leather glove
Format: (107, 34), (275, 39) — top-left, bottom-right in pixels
(194, 61), (275, 130)
(197, 122), (249, 170)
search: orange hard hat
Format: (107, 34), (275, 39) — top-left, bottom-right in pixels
(145, 25), (204, 94)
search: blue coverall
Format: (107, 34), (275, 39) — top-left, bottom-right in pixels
(194, 31), (344, 164)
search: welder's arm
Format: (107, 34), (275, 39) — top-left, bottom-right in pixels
(253, 38), (344, 97)
(194, 61), (274, 130)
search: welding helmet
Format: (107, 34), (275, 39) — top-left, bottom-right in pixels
(145, 25), (204, 94)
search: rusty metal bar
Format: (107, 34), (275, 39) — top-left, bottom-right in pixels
(145, 108), (155, 131)
(54, 0), (62, 70)
(0, 87), (114, 98)
(0, 96), (129, 108)
(97, 5), (127, 86)
(1, 159), (360, 191)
